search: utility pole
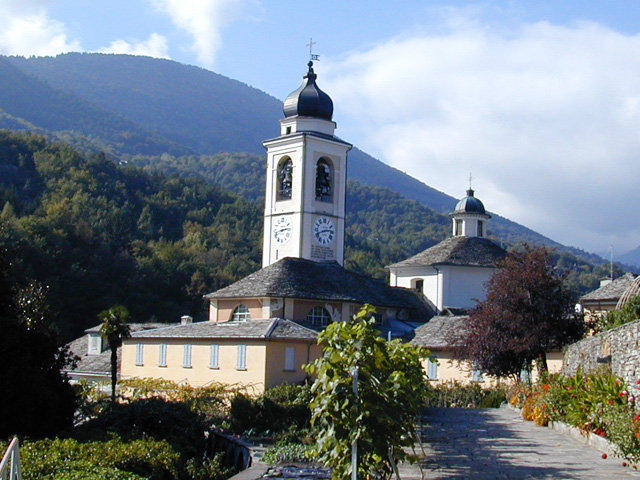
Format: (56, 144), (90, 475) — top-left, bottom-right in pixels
(351, 366), (359, 480)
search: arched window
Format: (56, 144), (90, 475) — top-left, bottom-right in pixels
(315, 158), (332, 202)
(277, 157), (293, 200)
(231, 304), (250, 321)
(306, 306), (332, 326)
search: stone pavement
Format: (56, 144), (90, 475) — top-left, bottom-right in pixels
(235, 406), (640, 480)
(400, 406), (640, 479)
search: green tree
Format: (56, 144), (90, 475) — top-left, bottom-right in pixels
(599, 294), (640, 331)
(453, 245), (584, 379)
(99, 305), (132, 402)
(305, 305), (428, 480)
(0, 232), (77, 437)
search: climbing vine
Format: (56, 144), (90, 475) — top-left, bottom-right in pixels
(305, 305), (428, 479)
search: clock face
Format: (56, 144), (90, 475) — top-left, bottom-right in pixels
(273, 216), (292, 245)
(314, 216), (335, 246)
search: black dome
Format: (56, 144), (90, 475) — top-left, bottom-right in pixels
(453, 189), (486, 215)
(283, 61), (333, 121)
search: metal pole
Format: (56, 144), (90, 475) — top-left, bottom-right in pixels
(351, 366), (359, 480)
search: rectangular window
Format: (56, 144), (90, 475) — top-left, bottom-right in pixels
(455, 219), (463, 236)
(477, 221), (484, 237)
(237, 344), (247, 370)
(284, 346), (295, 371)
(135, 343), (144, 366)
(183, 344), (192, 368)
(158, 343), (167, 367)
(427, 357), (438, 380)
(88, 334), (101, 355)
(472, 367), (484, 382)
(210, 344), (219, 369)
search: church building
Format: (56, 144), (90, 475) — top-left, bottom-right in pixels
(388, 188), (506, 313)
(121, 61), (433, 392)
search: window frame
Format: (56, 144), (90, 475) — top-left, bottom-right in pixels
(158, 343), (167, 367)
(183, 344), (192, 368)
(210, 344), (219, 369)
(237, 344), (247, 371)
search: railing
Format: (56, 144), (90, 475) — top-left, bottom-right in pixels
(0, 437), (22, 480)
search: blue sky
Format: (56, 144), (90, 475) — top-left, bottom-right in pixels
(2, 1), (640, 258)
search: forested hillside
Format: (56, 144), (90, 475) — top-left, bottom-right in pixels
(0, 132), (622, 340)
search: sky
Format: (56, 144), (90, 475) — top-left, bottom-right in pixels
(1, 0), (640, 258)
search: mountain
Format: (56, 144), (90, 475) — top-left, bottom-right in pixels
(618, 246), (640, 269)
(0, 53), (616, 267)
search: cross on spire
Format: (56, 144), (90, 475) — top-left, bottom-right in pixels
(307, 38), (320, 61)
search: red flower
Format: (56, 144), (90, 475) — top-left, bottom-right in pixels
(602, 454), (608, 459)
(634, 414), (640, 422)
(636, 432), (640, 438)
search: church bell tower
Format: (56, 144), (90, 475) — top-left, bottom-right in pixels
(262, 61), (352, 268)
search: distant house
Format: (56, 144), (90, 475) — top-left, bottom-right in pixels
(578, 273), (638, 321)
(410, 309), (564, 385)
(121, 318), (320, 394)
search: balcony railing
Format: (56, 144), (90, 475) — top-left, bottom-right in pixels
(0, 437), (22, 480)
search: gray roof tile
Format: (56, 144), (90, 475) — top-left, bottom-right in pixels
(128, 318), (318, 341)
(580, 272), (638, 302)
(204, 257), (432, 314)
(387, 236), (506, 269)
(408, 315), (468, 349)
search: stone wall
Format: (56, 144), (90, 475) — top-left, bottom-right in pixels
(563, 318), (640, 395)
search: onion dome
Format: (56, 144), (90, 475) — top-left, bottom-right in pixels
(283, 61), (333, 121)
(453, 189), (487, 215)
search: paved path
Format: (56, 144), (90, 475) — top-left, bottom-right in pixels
(400, 407), (640, 479)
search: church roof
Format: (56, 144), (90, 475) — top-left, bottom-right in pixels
(283, 61), (333, 121)
(204, 257), (431, 312)
(408, 314), (468, 349)
(580, 272), (638, 302)
(387, 236), (507, 269)
(452, 189), (488, 216)
(128, 318), (318, 342)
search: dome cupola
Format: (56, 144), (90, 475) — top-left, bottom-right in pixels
(453, 189), (487, 215)
(450, 188), (491, 238)
(283, 61), (333, 121)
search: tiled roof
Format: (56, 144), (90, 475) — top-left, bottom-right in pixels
(387, 236), (506, 269)
(580, 273), (638, 302)
(67, 323), (176, 375)
(204, 257), (432, 313)
(128, 318), (318, 342)
(408, 315), (468, 349)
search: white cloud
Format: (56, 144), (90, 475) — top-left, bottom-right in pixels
(323, 18), (640, 255)
(0, 1), (80, 55)
(148, 0), (260, 68)
(99, 33), (170, 59)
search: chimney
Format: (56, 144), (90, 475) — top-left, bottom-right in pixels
(181, 315), (193, 325)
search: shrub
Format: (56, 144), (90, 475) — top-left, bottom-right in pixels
(229, 384), (311, 435)
(262, 442), (316, 464)
(21, 437), (179, 480)
(425, 380), (506, 408)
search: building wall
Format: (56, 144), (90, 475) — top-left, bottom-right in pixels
(121, 339), (268, 393)
(264, 341), (322, 389)
(440, 266), (495, 309)
(214, 298), (264, 322)
(422, 349), (564, 386)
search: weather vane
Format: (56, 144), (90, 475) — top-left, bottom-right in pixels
(307, 38), (320, 61)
